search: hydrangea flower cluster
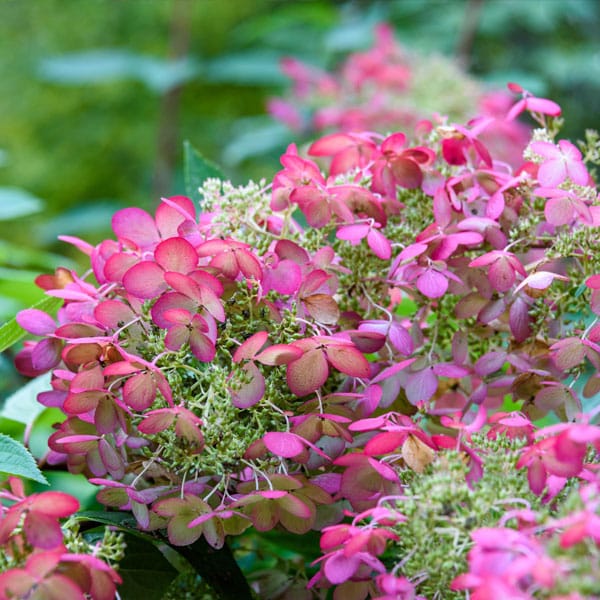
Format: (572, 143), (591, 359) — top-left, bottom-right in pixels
(0, 477), (122, 599)
(13, 83), (600, 598)
(268, 23), (531, 166)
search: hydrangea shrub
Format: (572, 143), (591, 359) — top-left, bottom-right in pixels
(5, 81), (600, 599)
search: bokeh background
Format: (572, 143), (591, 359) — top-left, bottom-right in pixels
(1, 0), (599, 389)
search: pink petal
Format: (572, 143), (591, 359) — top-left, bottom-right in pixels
(336, 224), (369, 243)
(189, 330), (216, 362)
(122, 261), (167, 299)
(155, 196), (196, 238)
(255, 344), (303, 366)
(325, 344), (370, 378)
(263, 432), (305, 458)
(324, 553), (361, 585)
(31, 491), (80, 517)
(16, 309), (55, 336)
(137, 410), (176, 434)
(265, 259), (302, 294)
(151, 292), (196, 328)
(391, 158), (423, 189)
(154, 237), (198, 273)
(287, 349), (329, 397)
(367, 228), (392, 260)
(164, 324), (189, 351)
(230, 362), (265, 408)
(236, 249), (263, 281)
(123, 372), (156, 410)
(417, 269), (448, 298)
(233, 331), (269, 362)
(538, 159), (567, 187)
(24, 512), (64, 549)
(303, 294), (340, 325)
(112, 207), (159, 248)
(488, 258), (516, 292)
(364, 431), (405, 455)
(31, 338), (62, 372)
(103, 252), (138, 283)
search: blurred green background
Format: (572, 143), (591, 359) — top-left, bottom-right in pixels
(0, 0), (598, 327)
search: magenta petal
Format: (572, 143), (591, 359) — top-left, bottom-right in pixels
(324, 552), (360, 585)
(31, 338), (62, 371)
(367, 228), (392, 260)
(488, 258), (516, 292)
(112, 207), (159, 248)
(405, 368), (438, 404)
(231, 363), (265, 408)
(263, 432), (305, 458)
(364, 431), (405, 455)
(123, 261), (167, 299)
(336, 224), (369, 243)
(16, 309), (55, 336)
(154, 237), (198, 273)
(528, 459), (547, 495)
(417, 269), (448, 298)
(266, 259), (302, 294)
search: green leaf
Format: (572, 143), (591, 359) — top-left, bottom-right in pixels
(0, 294), (62, 353)
(0, 373), (51, 424)
(204, 51), (286, 85)
(0, 188), (44, 220)
(38, 50), (202, 94)
(183, 140), (225, 205)
(117, 534), (178, 600)
(0, 240), (76, 271)
(222, 119), (291, 165)
(0, 433), (48, 484)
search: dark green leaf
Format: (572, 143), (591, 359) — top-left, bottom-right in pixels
(0, 433), (48, 484)
(77, 510), (140, 532)
(0, 295), (62, 352)
(118, 534), (178, 600)
(183, 140), (225, 205)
